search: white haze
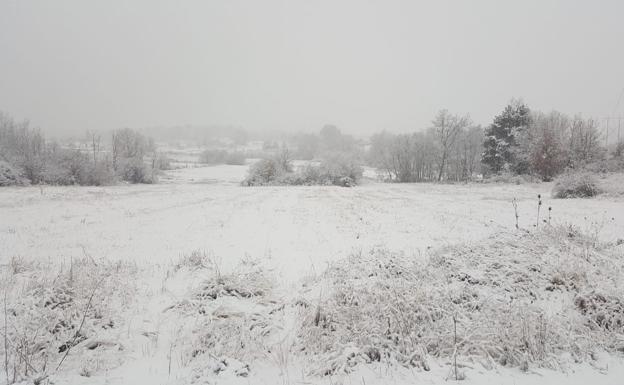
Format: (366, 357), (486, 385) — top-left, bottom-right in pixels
(1, 0), (623, 136)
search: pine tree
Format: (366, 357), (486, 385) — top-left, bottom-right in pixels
(481, 100), (531, 174)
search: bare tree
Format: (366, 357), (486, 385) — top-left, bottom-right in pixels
(368, 131), (438, 182)
(111, 131), (118, 171)
(528, 111), (568, 181)
(431, 110), (471, 181)
(463, 125), (485, 179)
(274, 145), (293, 173)
(568, 116), (603, 167)
(87, 131), (101, 167)
(368, 131), (396, 180)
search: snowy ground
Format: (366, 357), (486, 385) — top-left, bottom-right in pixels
(1, 164), (623, 385)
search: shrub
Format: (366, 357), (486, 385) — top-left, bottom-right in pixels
(84, 162), (116, 186)
(243, 153), (363, 187)
(243, 158), (280, 186)
(318, 153), (363, 186)
(1, 150), (118, 187)
(40, 150), (87, 185)
(552, 172), (601, 198)
(0, 160), (28, 186)
(117, 157), (157, 184)
(42, 162), (77, 185)
(1, 112), (157, 186)
(19, 156), (46, 184)
(41, 150), (117, 186)
(275, 172), (306, 186)
(298, 164), (326, 185)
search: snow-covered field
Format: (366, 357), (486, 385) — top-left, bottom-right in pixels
(1, 165), (623, 385)
(2, 165), (622, 279)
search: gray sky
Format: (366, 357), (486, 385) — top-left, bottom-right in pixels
(1, 0), (623, 136)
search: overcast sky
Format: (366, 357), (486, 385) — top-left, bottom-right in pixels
(1, 0), (623, 136)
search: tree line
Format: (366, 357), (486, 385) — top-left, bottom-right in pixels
(368, 100), (620, 182)
(2, 101), (623, 187)
(0, 111), (165, 186)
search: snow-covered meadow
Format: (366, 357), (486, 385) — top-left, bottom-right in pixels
(1, 164), (623, 385)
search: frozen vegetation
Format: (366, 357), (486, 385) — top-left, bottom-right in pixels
(1, 161), (623, 385)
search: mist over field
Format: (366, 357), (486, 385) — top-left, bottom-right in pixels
(2, 0), (624, 137)
(1, 2), (624, 385)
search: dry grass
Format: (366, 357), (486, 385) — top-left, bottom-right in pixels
(0, 257), (137, 384)
(170, 255), (284, 379)
(296, 225), (624, 376)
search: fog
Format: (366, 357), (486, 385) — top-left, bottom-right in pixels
(1, 0), (623, 136)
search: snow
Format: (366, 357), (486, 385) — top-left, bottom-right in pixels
(1, 165), (623, 385)
(1, 166), (622, 280)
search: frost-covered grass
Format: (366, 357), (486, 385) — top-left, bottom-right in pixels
(149, 225), (624, 384)
(296, 225), (624, 377)
(2, 168), (624, 384)
(0, 257), (137, 383)
(167, 255), (285, 381)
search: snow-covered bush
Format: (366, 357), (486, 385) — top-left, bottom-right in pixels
(243, 158), (281, 186)
(296, 164), (327, 185)
(117, 157), (157, 184)
(0, 160), (28, 186)
(552, 172), (601, 198)
(84, 162), (116, 186)
(38, 150), (87, 185)
(296, 225), (624, 376)
(1, 113), (158, 186)
(275, 171), (308, 186)
(243, 152), (363, 187)
(318, 152), (363, 186)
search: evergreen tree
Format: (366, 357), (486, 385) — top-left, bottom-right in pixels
(481, 100), (531, 174)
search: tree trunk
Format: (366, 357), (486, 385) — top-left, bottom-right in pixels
(437, 153), (446, 181)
